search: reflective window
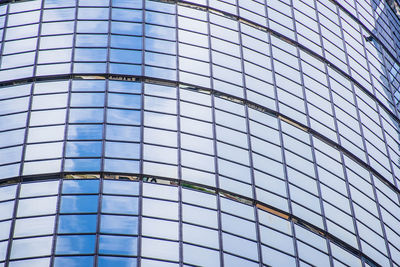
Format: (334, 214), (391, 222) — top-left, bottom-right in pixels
(56, 235), (96, 254)
(99, 235), (138, 256)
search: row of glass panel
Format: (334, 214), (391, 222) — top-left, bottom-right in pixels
(0, 77), (398, 196)
(0, 178), (369, 266)
(0, 0), (399, 120)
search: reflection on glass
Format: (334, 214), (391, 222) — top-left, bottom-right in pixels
(20, 180), (59, 197)
(145, 25), (176, 41)
(107, 109), (141, 125)
(0, 220), (11, 240)
(105, 141), (139, 159)
(78, 7), (109, 20)
(0, 146), (22, 165)
(72, 80), (106, 91)
(111, 48), (142, 64)
(41, 21), (74, 35)
(32, 94), (68, 109)
(63, 180), (99, 194)
(69, 108), (104, 123)
(77, 21), (109, 33)
(74, 62), (107, 73)
(76, 34), (108, 47)
(111, 21), (142, 35)
(0, 241), (6, 261)
(100, 215), (138, 235)
(108, 80), (141, 93)
(64, 158), (101, 172)
(25, 142), (63, 160)
(106, 125), (140, 141)
(38, 49), (72, 64)
(40, 34), (73, 49)
(142, 198), (178, 220)
(58, 214), (97, 233)
(56, 235), (96, 254)
(145, 37), (176, 54)
(108, 93), (141, 109)
(17, 197), (57, 217)
(29, 109), (66, 126)
(43, 8), (75, 21)
(99, 235), (137, 256)
(0, 201), (14, 220)
(104, 159), (140, 173)
(0, 84), (30, 100)
(75, 48), (107, 62)
(10, 236), (53, 259)
(103, 180), (139, 195)
(183, 244), (220, 267)
(141, 238), (179, 261)
(34, 80), (69, 94)
(141, 217), (178, 240)
(68, 124), (103, 140)
(112, 8), (142, 22)
(1, 52), (35, 69)
(102, 195), (138, 215)
(54, 256), (94, 267)
(8, 257), (51, 267)
(60, 195), (98, 213)
(112, 0), (142, 8)
(14, 216), (55, 237)
(111, 35), (142, 50)
(3, 37), (37, 54)
(146, 11), (175, 27)
(66, 141), (102, 157)
(98, 256), (137, 267)
(22, 159), (61, 176)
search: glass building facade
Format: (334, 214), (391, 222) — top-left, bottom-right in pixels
(0, 0), (400, 266)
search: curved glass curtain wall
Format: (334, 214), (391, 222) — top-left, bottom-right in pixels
(0, 0), (400, 266)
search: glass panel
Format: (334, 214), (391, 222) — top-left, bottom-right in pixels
(101, 195), (138, 215)
(65, 141), (103, 157)
(0, 185), (17, 201)
(99, 235), (138, 256)
(100, 214), (138, 235)
(8, 257), (51, 267)
(105, 141), (140, 159)
(56, 235), (96, 254)
(54, 256), (94, 267)
(0, 201), (14, 220)
(103, 180), (139, 195)
(68, 124), (103, 140)
(10, 236), (53, 259)
(64, 158), (101, 172)
(60, 195), (98, 213)
(62, 180), (99, 194)
(58, 214), (97, 233)
(98, 257), (137, 267)
(17, 196), (57, 217)
(106, 125), (140, 142)
(14, 216), (55, 238)
(20, 181), (59, 197)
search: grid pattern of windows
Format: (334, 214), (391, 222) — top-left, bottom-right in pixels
(1, 0), (400, 266)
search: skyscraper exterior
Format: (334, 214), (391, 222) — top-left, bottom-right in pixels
(0, 0), (400, 266)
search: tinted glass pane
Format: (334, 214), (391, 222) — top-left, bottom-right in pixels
(99, 235), (137, 256)
(58, 215), (97, 233)
(56, 235), (96, 254)
(60, 195), (98, 213)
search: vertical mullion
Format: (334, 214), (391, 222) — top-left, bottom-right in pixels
(137, 0), (146, 265)
(235, 0), (263, 265)
(292, 0), (334, 266)
(264, 0), (300, 266)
